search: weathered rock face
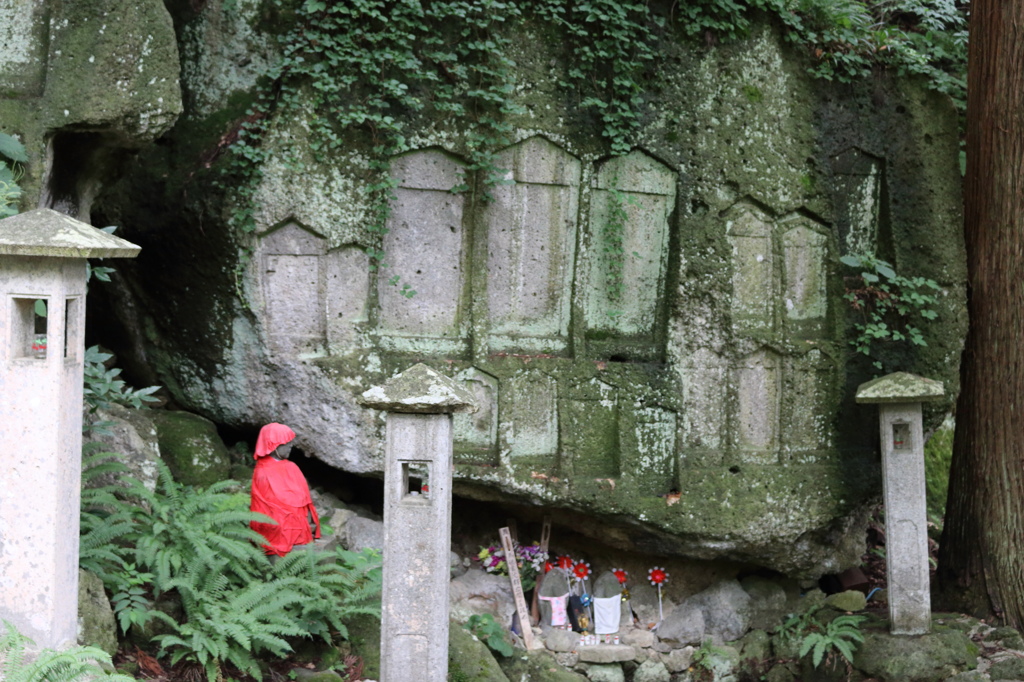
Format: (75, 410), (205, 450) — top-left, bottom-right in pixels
(0, 0), (182, 219)
(2, 2), (967, 576)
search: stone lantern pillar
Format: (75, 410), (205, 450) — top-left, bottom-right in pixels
(360, 364), (477, 682)
(856, 371), (944, 635)
(0, 208), (140, 649)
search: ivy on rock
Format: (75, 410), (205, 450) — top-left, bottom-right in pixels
(213, 0), (967, 302)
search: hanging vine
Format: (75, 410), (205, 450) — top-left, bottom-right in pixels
(210, 0), (967, 304)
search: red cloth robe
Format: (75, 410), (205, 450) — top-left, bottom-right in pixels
(250, 423), (321, 556)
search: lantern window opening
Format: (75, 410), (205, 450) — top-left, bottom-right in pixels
(63, 297), (81, 362)
(12, 297), (50, 360)
(892, 421), (912, 451)
(399, 460), (432, 503)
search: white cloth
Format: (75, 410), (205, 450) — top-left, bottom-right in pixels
(593, 595), (621, 635)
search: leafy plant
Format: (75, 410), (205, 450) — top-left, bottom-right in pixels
(777, 606), (866, 669)
(79, 458), (383, 682)
(691, 638), (731, 679)
(110, 563), (156, 635)
(464, 613), (514, 657)
(79, 448), (139, 584)
(841, 253), (941, 371)
(0, 131), (26, 219)
(150, 564), (308, 680)
(83, 345), (161, 415)
(533, 0), (661, 155)
(0, 621), (137, 682)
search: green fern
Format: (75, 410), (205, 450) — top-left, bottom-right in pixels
(154, 562), (307, 681)
(779, 606), (866, 669)
(79, 449), (139, 585)
(0, 621), (137, 682)
(80, 453), (383, 681)
(797, 613), (866, 668)
(269, 547), (383, 641)
(130, 462), (273, 593)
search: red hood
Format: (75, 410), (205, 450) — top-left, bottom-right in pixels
(253, 423), (296, 460)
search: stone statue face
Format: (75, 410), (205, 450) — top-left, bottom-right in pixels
(274, 442), (293, 460)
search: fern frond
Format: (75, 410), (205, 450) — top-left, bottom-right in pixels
(0, 621), (135, 682)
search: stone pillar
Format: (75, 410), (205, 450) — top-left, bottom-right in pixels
(0, 209), (139, 649)
(360, 364), (478, 682)
(856, 372), (944, 635)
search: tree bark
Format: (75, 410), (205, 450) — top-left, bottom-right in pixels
(938, 0), (1024, 626)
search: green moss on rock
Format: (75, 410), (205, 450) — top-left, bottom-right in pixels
(151, 410), (231, 487)
(77, 568), (117, 656)
(853, 629), (978, 681)
(497, 650), (589, 682)
(448, 623), (510, 682)
(342, 612), (381, 680)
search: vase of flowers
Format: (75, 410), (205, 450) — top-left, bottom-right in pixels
(477, 541), (549, 591)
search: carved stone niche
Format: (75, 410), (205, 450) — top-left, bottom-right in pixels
(584, 150), (677, 354)
(499, 370), (558, 471)
(453, 367), (499, 466)
(325, 245), (370, 351)
(679, 348), (728, 469)
(733, 349), (781, 465)
(725, 202), (776, 335)
(831, 147), (883, 257)
(558, 378), (620, 479)
(259, 220), (327, 355)
(619, 404), (677, 493)
(483, 136), (581, 353)
(378, 148), (469, 354)
(781, 350), (832, 464)
(781, 217), (828, 338)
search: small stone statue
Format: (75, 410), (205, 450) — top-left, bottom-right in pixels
(249, 423), (321, 556)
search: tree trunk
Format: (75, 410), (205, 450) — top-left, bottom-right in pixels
(937, 0), (1024, 626)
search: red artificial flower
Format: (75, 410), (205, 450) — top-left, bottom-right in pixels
(557, 555), (574, 570)
(648, 567), (669, 586)
(573, 561), (591, 580)
(544, 560), (555, 574)
(612, 568), (629, 584)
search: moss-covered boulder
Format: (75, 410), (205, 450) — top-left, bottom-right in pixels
(448, 622), (510, 682)
(497, 649), (589, 681)
(853, 628), (979, 681)
(987, 655), (1024, 680)
(151, 410), (231, 487)
(76, 568), (117, 656)
(824, 590), (867, 612)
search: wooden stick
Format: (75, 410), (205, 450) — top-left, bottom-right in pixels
(499, 526), (534, 649)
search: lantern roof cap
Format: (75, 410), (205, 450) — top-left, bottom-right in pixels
(360, 363), (479, 414)
(0, 209), (141, 258)
(856, 372), (944, 404)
